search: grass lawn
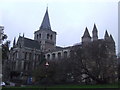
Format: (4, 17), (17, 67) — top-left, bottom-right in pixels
(2, 83), (119, 90)
(48, 84), (119, 88)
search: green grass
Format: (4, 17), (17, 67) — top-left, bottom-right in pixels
(48, 84), (119, 88)
(3, 83), (119, 89)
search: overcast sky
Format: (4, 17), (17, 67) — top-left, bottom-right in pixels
(0, 0), (119, 53)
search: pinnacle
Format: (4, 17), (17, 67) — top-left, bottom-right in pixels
(105, 30), (109, 37)
(83, 27), (91, 37)
(93, 23), (97, 32)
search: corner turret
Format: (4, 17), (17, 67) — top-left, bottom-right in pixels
(82, 27), (91, 43)
(92, 24), (98, 41)
(104, 30), (109, 40)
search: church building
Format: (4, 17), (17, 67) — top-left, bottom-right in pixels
(8, 7), (116, 78)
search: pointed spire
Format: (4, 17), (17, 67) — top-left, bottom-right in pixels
(92, 23), (98, 41)
(82, 27), (91, 43)
(93, 23), (98, 32)
(110, 34), (114, 42)
(83, 27), (91, 38)
(47, 4), (48, 10)
(23, 33), (24, 37)
(105, 30), (109, 37)
(40, 7), (51, 30)
(104, 30), (110, 40)
(104, 30), (109, 37)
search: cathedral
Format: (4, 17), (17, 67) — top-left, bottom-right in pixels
(8, 7), (116, 78)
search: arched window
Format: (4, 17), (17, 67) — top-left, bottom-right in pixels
(47, 34), (49, 39)
(37, 34), (39, 39)
(64, 51), (67, 58)
(58, 52), (61, 60)
(39, 34), (41, 38)
(50, 35), (53, 40)
(52, 53), (56, 60)
(47, 54), (50, 60)
(24, 61), (26, 70)
(25, 52), (27, 59)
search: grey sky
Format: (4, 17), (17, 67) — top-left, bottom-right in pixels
(0, 0), (119, 53)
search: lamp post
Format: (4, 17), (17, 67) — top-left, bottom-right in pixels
(45, 62), (49, 90)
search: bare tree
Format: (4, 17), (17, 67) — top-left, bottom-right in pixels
(70, 41), (117, 84)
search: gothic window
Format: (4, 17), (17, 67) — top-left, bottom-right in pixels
(64, 51), (67, 58)
(47, 34), (49, 39)
(39, 34), (41, 38)
(52, 53), (55, 60)
(50, 35), (53, 40)
(58, 52), (61, 60)
(25, 52), (27, 60)
(47, 54), (50, 60)
(37, 34), (39, 39)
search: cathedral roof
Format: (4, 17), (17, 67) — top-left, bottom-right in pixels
(40, 7), (51, 30)
(18, 36), (41, 50)
(82, 27), (91, 38)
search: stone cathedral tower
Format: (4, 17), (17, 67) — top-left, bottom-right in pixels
(34, 7), (57, 51)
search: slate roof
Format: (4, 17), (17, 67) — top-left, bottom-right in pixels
(44, 46), (72, 53)
(18, 36), (41, 50)
(82, 27), (91, 38)
(40, 7), (51, 30)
